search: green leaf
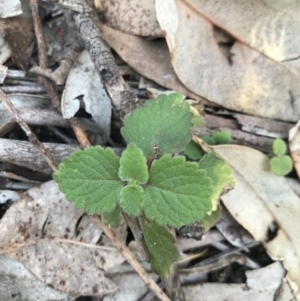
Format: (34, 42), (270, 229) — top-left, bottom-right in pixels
(212, 131), (232, 145)
(190, 106), (205, 127)
(184, 140), (205, 160)
(142, 155), (213, 228)
(201, 136), (216, 145)
(270, 155), (293, 176)
(121, 93), (193, 158)
(120, 185), (144, 217)
(140, 217), (179, 287)
(102, 205), (122, 228)
(273, 138), (287, 156)
(198, 152), (235, 211)
(119, 143), (149, 184)
(53, 146), (123, 213)
(200, 205), (222, 231)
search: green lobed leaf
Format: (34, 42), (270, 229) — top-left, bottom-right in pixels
(190, 106), (205, 127)
(102, 205), (122, 228)
(198, 152), (235, 211)
(119, 185), (144, 217)
(121, 93), (193, 158)
(273, 138), (287, 156)
(201, 135), (216, 145)
(184, 140), (205, 160)
(142, 155), (213, 228)
(270, 155), (293, 176)
(139, 217), (180, 287)
(199, 205), (222, 231)
(118, 143), (149, 184)
(53, 146), (123, 214)
(211, 131), (232, 145)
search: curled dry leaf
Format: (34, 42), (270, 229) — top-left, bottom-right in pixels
(200, 144), (300, 300)
(289, 120), (300, 178)
(99, 0), (163, 37)
(156, 0), (300, 121)
(62, 50), (111, 143)
(0, 181), (125, 297)
(99, 24), (202, 101)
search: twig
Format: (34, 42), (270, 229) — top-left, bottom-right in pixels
(0, 89), (58, 172)
(29, 0), (91, 148)
(91, 215), (172, 301)
(72, 12), (138, 119)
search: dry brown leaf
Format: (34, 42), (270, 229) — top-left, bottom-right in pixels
(0, 181), (125, 297)
(99, 24), (203, 101)
(289, 120), (300, 179)
(156, 0), (300, 121)
(182, 0), (300, 66)
(0, 0), (33, 71)
(191, 143), (300, 300)
(3, 240), (120, 296)
(99, 0), (163, 37)
(0, 256), (73, 301)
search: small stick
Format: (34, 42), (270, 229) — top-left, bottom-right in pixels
(92, 215), (172, 301)
(30, 0), (90, 148)
(0, 89), (58, 172)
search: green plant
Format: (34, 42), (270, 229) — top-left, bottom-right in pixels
(53, 93), (234, 286)
(270, 138), (293, 176)
(184, 130), (232, 160)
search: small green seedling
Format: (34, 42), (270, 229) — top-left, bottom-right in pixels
(184, 130), (232, 160)
(54, 93), (234, 287)
(270, 138), (293, 176)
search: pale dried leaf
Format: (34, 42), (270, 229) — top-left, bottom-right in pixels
(0, 190), (20, 204)
(156, 0), (300, 121)
(104, 263), (158, 301)
(0, 256), (73, 301)
(100, 0), (163, 37)
(99, 24), (202, 101)
(183, 0), (300, 66)
(209, 144), (300, 300)
(289, 120), (300, 179)
(183, 262), (292, 301)
(62, 50), (111, 142)
(0, 0), (22, 18)
(0, 181), (125, 297)
(4, 240), (120, 296)
(0, 34), (11, 64)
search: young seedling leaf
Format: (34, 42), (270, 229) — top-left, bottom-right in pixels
(53, 147), (123, 213)
(199, 205), (222, 231)
(118, 143), (149, 184)
(273, 138), (287, 156)
(142, 155), (213, 228)
(121, 93), (193, 158)
(212, 130), (232, 145)
(190, 106), (205, 127)
(139, 217), (180, 287)
(119, 185), (144, 217)
(198, 152), (235, 211)
(102, 205), (122, 228)
(201, 135), (216, 145)
(184, 140), (205, 160)
(270, 155), (293, 176)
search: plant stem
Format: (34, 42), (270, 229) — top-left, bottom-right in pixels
(92, 215), (172, 301)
